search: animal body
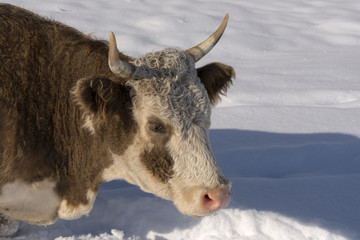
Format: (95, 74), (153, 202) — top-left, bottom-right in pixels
(0, 4), (235, 237)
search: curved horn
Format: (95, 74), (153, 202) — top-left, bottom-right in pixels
(108, 32), (135, 78)
(186, 14), (229, 62)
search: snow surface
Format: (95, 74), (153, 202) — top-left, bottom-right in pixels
(1, 0), (360, 239)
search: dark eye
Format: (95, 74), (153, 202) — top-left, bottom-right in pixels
(148, 122), (166, 133)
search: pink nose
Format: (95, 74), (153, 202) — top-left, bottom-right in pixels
(201, 186), (231, 213)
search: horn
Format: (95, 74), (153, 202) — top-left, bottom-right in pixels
(186, 14), (229, 62)
(108, 32), (135, 78)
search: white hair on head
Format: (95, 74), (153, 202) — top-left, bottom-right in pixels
(127, 48), (211, 137)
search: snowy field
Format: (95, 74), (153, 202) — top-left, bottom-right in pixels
(1, 0), (360, 239)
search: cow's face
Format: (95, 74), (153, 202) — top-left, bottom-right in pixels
(123, 49), (234, 216)
(73, 15), (235, 217)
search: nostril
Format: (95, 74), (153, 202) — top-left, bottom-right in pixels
(201, 187), (231, 213)
(204, 194), (211, 201)
(203, 193), (213, 205)
(201, 192), (221, 212)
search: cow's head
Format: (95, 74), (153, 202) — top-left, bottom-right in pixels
(73, 15), (235, 217)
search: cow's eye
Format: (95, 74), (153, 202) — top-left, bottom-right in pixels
(148, 122), (166, 133)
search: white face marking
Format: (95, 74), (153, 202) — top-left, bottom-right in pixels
(58, 190), (97, 220)
(0, 180), (60, 225)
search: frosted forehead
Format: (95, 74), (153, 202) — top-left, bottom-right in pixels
(128, 48), (211, 132)
(133, 48), (194, 77)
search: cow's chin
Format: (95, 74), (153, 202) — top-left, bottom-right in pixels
(174, 199), (230, 218)
(173, 199), (211, 218)
(175, 203), (211, 218)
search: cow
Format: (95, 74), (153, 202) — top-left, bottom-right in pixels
(0, 4), (235, 237)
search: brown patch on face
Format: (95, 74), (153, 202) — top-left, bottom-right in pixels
(140, 147), (174, 183)
(104, 113), (137, 156)
(140, 117), (174, 183)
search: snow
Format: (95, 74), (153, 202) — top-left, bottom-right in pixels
(2, 0), (360, 239)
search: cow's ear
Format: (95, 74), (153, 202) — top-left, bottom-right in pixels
(72, 76), (116, 116)
(197, 62), (235, 106)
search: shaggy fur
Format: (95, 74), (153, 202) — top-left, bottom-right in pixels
(130, 49), (212, 135)
(0, 3), (133, 210)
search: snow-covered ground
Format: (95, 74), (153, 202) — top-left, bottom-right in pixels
(2, 0), (360, 239)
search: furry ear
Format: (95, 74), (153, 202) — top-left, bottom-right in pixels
(197, 62), (235, 106)
(72, 76), (123, 117)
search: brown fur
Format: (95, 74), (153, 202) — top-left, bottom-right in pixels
(140, 118), (174, 182)
(71, 76), (137, 156)
(197, 62), (235, 105)
(140, 147), (174, 183)
(0, 4), (135, 207)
